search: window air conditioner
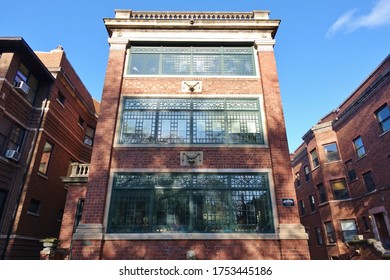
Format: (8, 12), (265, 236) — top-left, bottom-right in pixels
(5, 149), (21, 161)
(14, 81), (30, 95)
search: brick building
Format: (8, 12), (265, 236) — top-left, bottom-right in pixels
(0, 37), (98, 259)
(60, 9), (309, 260)
(291, 55), (390, 259)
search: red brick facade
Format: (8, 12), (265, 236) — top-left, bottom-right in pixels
(64, 10), (309, 260)
(0, 39), (98, 259)
(291, 55), (390, 259)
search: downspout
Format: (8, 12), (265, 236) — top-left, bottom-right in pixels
(1, 84), (53, 260)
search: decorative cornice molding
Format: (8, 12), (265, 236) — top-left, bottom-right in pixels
(114, 10), (271, 21)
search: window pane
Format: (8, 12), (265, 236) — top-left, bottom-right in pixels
(317, 183), (327, 203)
(192, 54), (221, 75)
(224, 54), (255, 76)
(353, 137), (366, 158)
(376, 105), (390, 133)
(120, 98), (263, 145)
(324, 222), (336, 243)
(158, 112), (190, 144)
(310, 149), (319, 168)
(155, 190), (190, 232)
(38, 142), (53, 174)
(340, 220), (357, 242)
(323, 143), (340, 162)
(129, 53), (159, 75)
(162, 54), (191, 75)
(121, 111), (156, 143)
(331, 179), (350, 200)
(227, 112), (262, 144)
(363, 172), (376, 192)
(127, 45), (256, 76)
(107, 173), (274, 233)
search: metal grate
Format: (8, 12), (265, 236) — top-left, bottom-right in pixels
(120, 98), (264, 145)
(107, 173), (274, 233)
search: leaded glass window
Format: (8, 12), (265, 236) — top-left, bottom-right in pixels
(107, 173), (274, 234)
(126, 45), (256, 76)
(119, 98), (264, 145)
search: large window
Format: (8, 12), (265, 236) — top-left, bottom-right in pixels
(331, 179), (350, 200)
(126, 45), (256, 76)
(375, 104), (390, 133)
(119, 98), (264, 145)
(107, 173), (274, 234)
(323, 142), (340, 162)
(340, 220), (358, 242)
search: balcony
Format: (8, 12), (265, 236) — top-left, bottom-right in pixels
(61, 163), (89, 184)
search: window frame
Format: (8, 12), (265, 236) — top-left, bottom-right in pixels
(317, 183), (327, 203)
(324, 221), (336, 244)
(38, 141), (54, 175)
(362, 171), (376, 193)
(375, 104), (390, 134)
(84, 126), (95, 147)
(330, 179), (350, 200)
(118, 97), (265, 146)
(107, 172), (275, 234)
(295, 172), (301, 188)
(323, 142), (341, 162)
(14, 62), (39, 104)
(310, 149), (320, 169)
(299, 200), (306, 216)
(340, 219), (358, 242)
(309, 195), (316, 212)
(345, 160), (357, 182)
(353, 136), (366, 159)
(27, 198), (41, 216)
(315, 227), (324, 245)
(125, 44), (258, 77)
(304, 165), (311, 182)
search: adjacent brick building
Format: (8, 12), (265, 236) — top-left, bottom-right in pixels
(0, 37), (98, 259)
(291, 55), (390, 259)
(61, 9), (309, 260)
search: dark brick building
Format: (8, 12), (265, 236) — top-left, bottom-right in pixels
(60, 9), (309, 260)
(0, 38), (98, 259)
(291, 55), (390, 259)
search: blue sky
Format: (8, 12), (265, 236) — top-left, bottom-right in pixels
(1, 0), (389, 152)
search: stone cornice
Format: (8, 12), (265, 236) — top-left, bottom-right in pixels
(114, 10), (271, 20)
(104, 10), (280, 38)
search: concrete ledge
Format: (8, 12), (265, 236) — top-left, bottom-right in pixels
(72, 224), (104, 240)
(277, 224), (308, 240)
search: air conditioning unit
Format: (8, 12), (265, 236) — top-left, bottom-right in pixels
(83, 137), (93, 146)
(5, 149), (21, 161)
(14, 81), (30, 95)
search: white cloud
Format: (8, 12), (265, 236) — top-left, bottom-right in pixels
(326, 0), (390, 37)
